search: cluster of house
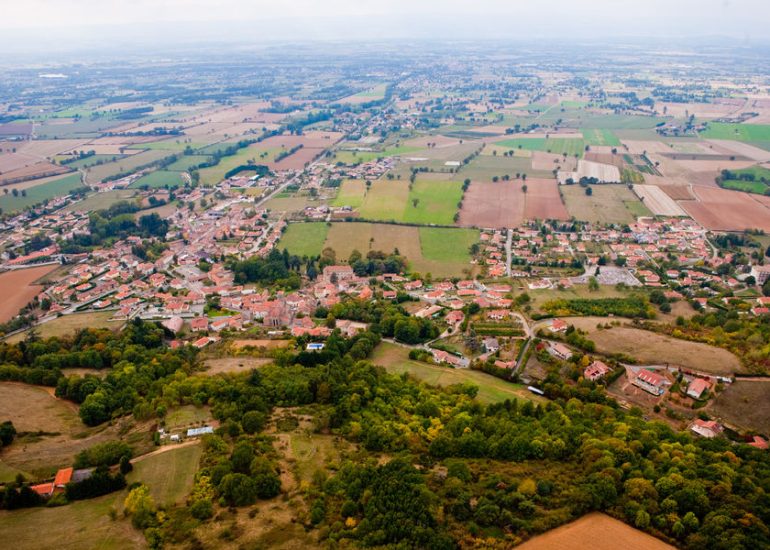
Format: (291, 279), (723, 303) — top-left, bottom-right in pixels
(29, 466), (93, 498)
(0, 211), (89, 267)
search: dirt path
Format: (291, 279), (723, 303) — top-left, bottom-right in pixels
(131, 439), (200, 464)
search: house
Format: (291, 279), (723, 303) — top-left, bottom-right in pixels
(748, 435), (768, 450)
(415, 305), (443, 319)
(482, 337), (499, 353)
(323, 265), (355, 285)
(686, 378), (711, 399)
(690, 419), (723, 439)
(432, 349), (469, 368)
(336, 319), (368, 337)
(162, 316), (184, 334)
(548, 342), (573, 360)
(190, 317), (209, 332)
(632, 369), (666, 396)
(549, 318), (568, 333)
(187, 426), (214, 437)
(584, 360), (611, 381)
(53, 467), (73, 492)
(487, 309), (510, 321)
(445, 310), (465, 326)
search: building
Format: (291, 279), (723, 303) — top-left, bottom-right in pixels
(323, 265), (355, 285)
(584, 360), (611, 381)
(750, 264), (770, 285)
(686, 378), (711, 399)
(549, 318), (569, 333)
(482, 337), (500, 353)
(690, 419), (723, 439)
(632, 369), (666, 396)
(548, 342), (573, 360)
(187, 426), (214, 437)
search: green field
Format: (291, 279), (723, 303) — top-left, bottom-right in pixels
(358, 180), (410, 220)
(278, 222), (330, 257)
(419, 227), (478, 262)
(700, 122), (770, 142)
(165, 155), (212, 171)
(495, 137), (586, 158)
(562, 184), (651, 224)
(128, 139), (205, 151)
(402, 180), (463, 224)
(370, 342), (539, 404)
(128, 443), (203, 506)
(57, 154), (122, 169)
(85, 150), (171, 184)
(331, 179), (366, 208)
(197, 143), (272, 185)
(719, 165), (770, 194)
(130, 170), (185, 189)
(0, 173), (82, 212)
(332, 145), (420, 165)
(459, 154), (547, 181)
(582, 128), (621, 146)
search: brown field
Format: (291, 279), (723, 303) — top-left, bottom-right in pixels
(458, 181), (525, 228)
(680, 186), (770, 232)
(705, 139), (770, 162)
(0, 152), (42, 172)
(231, 339), (292, 350)
(0, 161), (69, 184)
(632, 184), (688, 216)
(710, 379), (770, 433)
(584, 151), (624, 168)
(203, 357), (272, 375)
(561, 184), (649, 224)
(85, 149), (170, 183)
(657, 101), (741, 119)
(402, 135), (464, 149)
(5, 311), (119, 344)
(0, 265), (57, 323)
(564, 317), (744, 374)
(670, 158), (756, 172)
(532, 151), (578, 171)
(523, 177), (571, 220)
(10, 139), (89, 158)
(518, 512), (674, 550)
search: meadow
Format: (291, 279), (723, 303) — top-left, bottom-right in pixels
(165, 154), (212, 171)
(330, 179), (366, 208)
(0, 173), (82, 212)
(5, 311), (118, 343)
(561, 184), (651, 224)
(129, 170), (185, 189)
(495, 137), (586, 158)
(128, 443), (203, 506)
(331, 145), (420, 165)
(277, 222), (330, 257)
(700, 122), (770, 142)
(582, 128), (621, 146)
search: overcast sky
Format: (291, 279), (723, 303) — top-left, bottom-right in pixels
(1, 0), (768, 55)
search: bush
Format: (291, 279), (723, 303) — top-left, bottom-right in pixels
(190, 498), (214, 520)
(74, 441), (132, 469)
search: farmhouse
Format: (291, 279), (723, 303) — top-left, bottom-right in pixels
(690, 419), (723, 439)
(548, 342), (573, 360)
(584, 360), (611, 381)
(482, 337), (500, 353)
(549, 318), (568, 332)
(632, 369), (666, 396)
(750, 265), (770, 285)
(432, 349), (469, 368)
(686, 378), (711, 399)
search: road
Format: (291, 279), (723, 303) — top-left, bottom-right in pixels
(505, 228), (513, 277)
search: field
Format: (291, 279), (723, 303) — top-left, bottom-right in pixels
(84, 149), (170, 184)
(718, 165), (770, 194)
(277, 222), (330, 257)
(561, 184), (651, 224)
(357, 180), (410, 221)
(63, 189), (138, 212)
(458, 179), (568, 228)
(681, 186), (770, 232)
(632, 184), (688, 216)
(402, 180), (463, 225)
(459, 154), (545, 181)
(710, 379), (770, 433)
(564, 317), (744, 374)
(518, 512), (674, 550)
(128, 443), (203, 506)
(495, 137), (586, 158)
(0, 265), (58, 323)
(164, 154), (211, 171)
(0, 492), (144, 550)
(371, 342), (538, 404)
(130, 170), (185, 189)
(330, 179), (366, 208)
(6, 311), (119, 343)
(323, 222), (474, 277)
(331, 145), (420, 164)
(203, 357), (272, 375)
(0, 173), (82, 212)
(582, 128), (621, 146)
(700, 122), (770, 143)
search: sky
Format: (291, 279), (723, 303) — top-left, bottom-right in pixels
(1, 0), (768, 54)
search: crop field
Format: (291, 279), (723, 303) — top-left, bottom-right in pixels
(522, 178), (571, 221)
(85, 149), (170, 184)
(277, 222), (330, 257)
(564, 317), (744, 374)
(0, 173), (82, 212)
(458, 154), (545, 181)
(0, 265), (58, 324)
(5, 311), (119, 343)
(561, 184), (651, 224)
(632, 184), (688, 216)
(323, 222), (474, 277)
(331, 179), (366, 208)
(371, 342), (539, 404)
(402, 180), (463, 225)
(582, 128), (621, 146)
(0, 492), (144, 550)
(710, 379), (770, 433)
(129, 169), (185, 189)
(203, 357), (272, 375)
(332, 145), (420, 165)
(518, 512), (675, 550)
(458, 181), (526, 228)
(165, 154), (211, 171)
(495, 137), (586, 158)
(357, 180), (410, 220)
(56, 154), (122, 170)
(700, 122), (770, 143)
(681, 186), (770, 232)
(129, 443), (203, 506)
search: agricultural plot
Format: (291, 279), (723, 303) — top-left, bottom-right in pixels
(402, 180), (463, 225)
(277, 222), (330, 257)
(128, 443), (203, 506)
(522, 178), (571, 221)
(331, 145), (420, 165)
(5, 311), (118, 343)
(56, 154), (122, 169)
(129, 169), (185, 189)
(0, 173), (82, 213)
(561, 184), (651, 224)
(331, 179), (366, 208)
(85, 149), (170, 184)
(495, 137), (586, 158)
(681, 186), (770, 232)
(0, 265), (58, 323)
(582, 128), (621, 146)
(458, 181), (525, 228)
(710, 379), (770, 433)
(700, 122), (770, 143)
(632, 185), (688, 216)
(165, 154), (211, 171)
(459, 154), (546, 181)
(419, 227), (479, 263)
(358, 180), (410, 221)
(718, 164), (770, 194)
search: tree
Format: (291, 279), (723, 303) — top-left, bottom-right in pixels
(522, 184), (528, 193)
(0, 421), (16, 447)
(588, 276), (600, 291)
(219, 473), (258, 506)
(585, 187), (593, 196)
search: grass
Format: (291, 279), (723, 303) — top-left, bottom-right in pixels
(711, 379), (770, 433)
(57, 154), (122, 169)
(420, 227), (478, 262)
(277, 222), (330, 257)
(63, 189), (137, 212)
(0, 492), (144, 550)
(561, 184), (651, 224)
(85, 149), (171, 184)
(129, 170), (185, 189)
(128, 443), (203, 506)
(495, 137), (586, 158)
(358, 180), (410, 220)
(6, 312), (119, 344)
(700, 122), (770, 142)
(332, 145), (420, 165)
(127, 139), (204, 151)
(165, 405), (211, 430)
(403, 180), (463, 225)
(371, 342), (538, 404)
(582, 128), (621, 146)
(331, 179), (367, 208)
(165, 154), (212, 171)
(719, 165), (770, 195)
(0, 173), (82, 213)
